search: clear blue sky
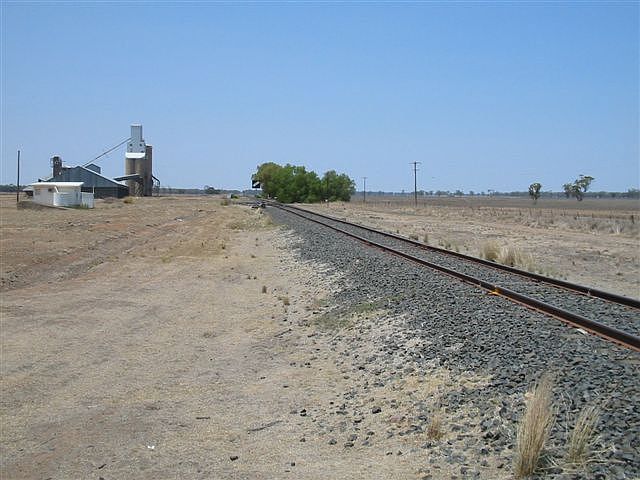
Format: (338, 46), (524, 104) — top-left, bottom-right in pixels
(2, 1), (638, 193)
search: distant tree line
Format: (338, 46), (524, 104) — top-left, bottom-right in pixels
(357, 189), (639, 199)
(0, 184), (25, 192)
(253, 162), (355, 203)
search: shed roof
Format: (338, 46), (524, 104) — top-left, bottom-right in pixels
(44, 166), (128, 188)
(30, 182), (84, 187)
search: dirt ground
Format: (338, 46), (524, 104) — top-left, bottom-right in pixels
(2, 195), (493, 479)
(303, 196), (640, 300)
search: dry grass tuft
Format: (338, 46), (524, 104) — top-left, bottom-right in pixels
(278, 296), (291, 306)
(499, 245), (528, 267)
(123, 196), (135, 204)
(482, 243), (542, 273)
(426, 412), (444, 441)
(514, 375), (555, 478)
(438, 238), (459, 252)
(566, 404), (600, 467)
(481, 241), (501, 262)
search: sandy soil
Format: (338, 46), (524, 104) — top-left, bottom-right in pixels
(2, 195), (500, 479)
(302, 197), (640, 300)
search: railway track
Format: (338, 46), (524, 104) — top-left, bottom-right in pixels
(269, 202), (640, 352)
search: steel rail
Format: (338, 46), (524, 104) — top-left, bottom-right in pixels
(271, 203), (640, 352)
(280, 203), (640, 309)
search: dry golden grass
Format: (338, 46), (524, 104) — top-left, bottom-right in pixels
(497, 245), (538, 271)
(566, 404), (600, 467)
(480, 242), (561, 278)
(514, 375), (555, 478)
(481, 241), (501, 262)
(426, 411), (444, 441)
(278, 295), (291, 306)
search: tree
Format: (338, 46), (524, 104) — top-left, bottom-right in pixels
(253, 162), (283, 199)
(204, 185), (220, 194)
(575, 175), (594, 199)
(563, 175), (595, 201)
(528, 182), (542, 204)
(322, 170), (355, 201)
(253, 163), (354, 203)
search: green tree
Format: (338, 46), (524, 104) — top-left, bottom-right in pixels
(528, 182), (542, 204)
(563, 175), (595, 201)
(253, 163), (354, 203)
(575, 175), (594, 199)
(254, 162), (283, 199)
(322, 170), (355, 201)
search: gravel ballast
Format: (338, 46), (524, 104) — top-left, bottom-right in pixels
(269, 206), (640, 480)
(282, 205), (640, 337)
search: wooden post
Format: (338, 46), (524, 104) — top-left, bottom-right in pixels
(16, 150), (20, 203)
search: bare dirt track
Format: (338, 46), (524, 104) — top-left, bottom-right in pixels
(1, 195), (477, 479)
(302, 196), (640, 300)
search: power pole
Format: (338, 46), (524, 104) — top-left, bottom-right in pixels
(411, 161), (421, 207)
(16, 150), (20, 204)
(362, 176), (367, 204)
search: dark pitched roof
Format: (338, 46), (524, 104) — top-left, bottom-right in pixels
(46, 166), (128, 189)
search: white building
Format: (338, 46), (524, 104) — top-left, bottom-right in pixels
(29, 182), (94, 208)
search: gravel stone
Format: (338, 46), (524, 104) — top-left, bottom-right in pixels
(268, 207), (640, 479)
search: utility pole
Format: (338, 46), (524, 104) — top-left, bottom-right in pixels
(16, 150), (20, 204)
(411, 161), (421, 207)
(362, 176), (367, 204)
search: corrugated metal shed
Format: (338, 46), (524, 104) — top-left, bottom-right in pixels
(46, 166), (129, 198)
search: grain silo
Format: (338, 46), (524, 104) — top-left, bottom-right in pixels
(124, 124), (153, 196)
